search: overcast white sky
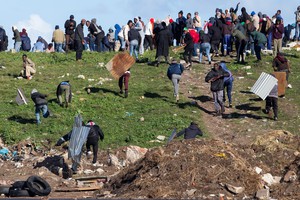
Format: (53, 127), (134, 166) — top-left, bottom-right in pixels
(0, 0), (299, 49)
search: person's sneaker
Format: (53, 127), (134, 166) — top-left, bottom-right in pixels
(274, 117), (278, 121)
(213, 111), (221, 116)
(119, 90), (124, 94)
(208, 61), (211, 65)
(65, 102), (68, 108)
(125, 90), (128, 98)
(221, 106), (225, 113)
(176, 95), (179, 102)
(287, 84), (292, 89)
(229, 103), (233, 108)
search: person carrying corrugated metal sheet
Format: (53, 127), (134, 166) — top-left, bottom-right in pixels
(55, 115), (104, 174)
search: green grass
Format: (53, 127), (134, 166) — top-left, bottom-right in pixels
(0, 50), (199, 149)
(0, 49), (299, 149)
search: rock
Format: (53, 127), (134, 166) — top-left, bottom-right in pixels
(173, 114), (177, 116)
(96, 168), (105, 175)
(0, 66), (6, 69)
(83, 169), (94, 175)
(14, 162), (23, 168)
(225, 183), (245, 194)
(242, 66), (251, 70)
(186, 189), (197, 196)
(237, 77), (245, 80)
(273, 176), (281, 184)
(87, 88), (91, 94)
(246, 72), (253, 75)
(66, 73), (70, 76)
(294, 151), (300, 156)
(88, 79), (95, 82)
(256, 189), (270, 200)
(140, 117), (145, 122)
(77, 75), (85, 79)
(192, 111), (197, 113)
(283, 170), (297, 182)
(262, 173), (275, 186)
(108, 154), (120, 167)
(255, 167), (263, 174)
(126, 146), (148, 164)
(157, 135), (166, 141)
(0, 138), (4, 148)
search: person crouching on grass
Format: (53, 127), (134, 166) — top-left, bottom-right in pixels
(205, 63), (230, 116)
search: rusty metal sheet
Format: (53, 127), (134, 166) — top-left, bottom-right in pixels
(105, 52), (135, 79)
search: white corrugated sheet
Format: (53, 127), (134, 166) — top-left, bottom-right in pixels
(250, 72), (278, 100)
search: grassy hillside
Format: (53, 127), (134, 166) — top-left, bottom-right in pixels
(0, 49), (299, 149)
(0, 50), (201, 149)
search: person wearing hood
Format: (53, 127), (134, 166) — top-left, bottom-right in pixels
(31, 88), (50, 125)
(240, 7), (251, 23)
(167, 58), (185, 102)
(220, 62), (234, 108)
(229, 2), (240, 22)
(114, 24), (122, 51)
(294, 6), (300, 41)
(205, 62), (230, 116)
(175, 122), (203, 139)
(20, 28), (28, 37)
(155, 21), (172, 66)
(272, 52), (292, 88)
(251, 11), (260, 31)
(12, 26), (21, 52)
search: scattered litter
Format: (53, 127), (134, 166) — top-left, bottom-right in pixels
(77, 75), (85, 79)
(157, 135), (166, 141)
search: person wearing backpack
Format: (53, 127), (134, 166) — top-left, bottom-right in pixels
(0, 26), (7, 51)
(167, 58), (185, 102)
(21, 34), (31, 52)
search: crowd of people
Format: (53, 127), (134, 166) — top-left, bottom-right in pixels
(5, 3), (298, 172)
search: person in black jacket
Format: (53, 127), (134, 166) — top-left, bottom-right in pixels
(74, 19), (86, 61)
(183, 27), (194, 68)
(175, 122), (203, 139)
(31, 89), (50, 125)
(64, 15), (76, 51)
(155, 22), (172, 66)
(55, 120), (104, 165)
(205, 63), (230, 116)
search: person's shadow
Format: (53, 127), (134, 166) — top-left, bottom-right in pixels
(86, 87), (120, 96)
(8, 115), (36, 124)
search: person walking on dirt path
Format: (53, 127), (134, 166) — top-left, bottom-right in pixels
(175, 122), (203, 139)
(272, 52), (292, 89)
(205, 63), (230, 116)
(31, 89), (50, 125)
(167, 58), (184, 102)
(56, 81), (72, 108)
(220, 62), (234, 108)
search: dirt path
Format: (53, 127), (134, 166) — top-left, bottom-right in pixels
(179, 59), (283, 146)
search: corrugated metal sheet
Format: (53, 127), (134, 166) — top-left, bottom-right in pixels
(68, 115), (90, 163)
(251, 72), (278, 100)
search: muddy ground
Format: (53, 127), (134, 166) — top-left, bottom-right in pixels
(0, 57), (300, 199)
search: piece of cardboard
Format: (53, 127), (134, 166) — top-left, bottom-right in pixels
(273, 72), (287, 97)
(105, 52), (135, 79)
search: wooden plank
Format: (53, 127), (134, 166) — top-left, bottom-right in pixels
(75, 176), (107, 181)
(273, 72), (286, 97)
(54, 186), (102, 192)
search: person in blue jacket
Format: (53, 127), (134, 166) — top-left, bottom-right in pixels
(167, 58), (185, 102)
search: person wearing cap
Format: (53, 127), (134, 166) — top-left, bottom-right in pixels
(55, 120), (104, 166)
(31, 89), (50, 125)
(251, 11), (260, 31)
(167, 58), (184, 102)
(52, 25), (65, 52)
(64, 15), (76, 51)
(205, 63), (230, 116)
(12, 26), (21, 52)
(175, 122), (203, 139)
(20, 54), (36, 80)
(74, 19), (86, 61)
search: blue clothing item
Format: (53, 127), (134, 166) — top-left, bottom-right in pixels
(224, 79), (233, 103)
(223, 34), (231, 54)
(35, 104), (49, 124)
(220, 62), (234, 82)
(167, 63), (184, 80)
(14, 41), (22, 52)
(55, 43), (63, 52)
(130, 39), (139, 59)
(267, 32), (272, 50)
(114, 24), (121, 41)
(199, 42), (211, 63)
(32, 41), (45, 52)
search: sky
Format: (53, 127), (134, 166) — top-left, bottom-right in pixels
(1, 0), (299, 49)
